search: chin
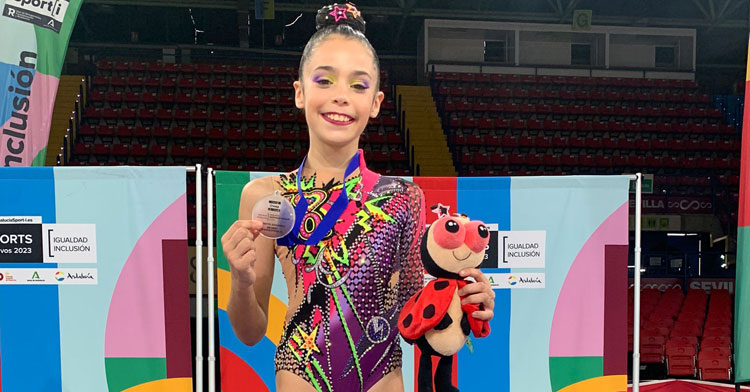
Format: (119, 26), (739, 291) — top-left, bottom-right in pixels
(314, 129), (364, 147)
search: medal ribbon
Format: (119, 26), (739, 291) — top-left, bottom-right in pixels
(277, 150), (360, 246)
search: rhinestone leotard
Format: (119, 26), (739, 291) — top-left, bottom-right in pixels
(273, 152), (425, 392)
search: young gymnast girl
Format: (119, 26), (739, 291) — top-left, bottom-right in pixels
(221, 4), (496, 391)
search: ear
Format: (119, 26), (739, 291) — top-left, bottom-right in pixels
(369, 90), (385, 118)
(293, 80), (304, 110)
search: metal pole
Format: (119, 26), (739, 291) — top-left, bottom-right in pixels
(633, 172), (643, 391)
(207, 168), (216, 392)
(195, 163), (203, 392)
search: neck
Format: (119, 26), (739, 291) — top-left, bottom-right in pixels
(302, 139), (360, 183)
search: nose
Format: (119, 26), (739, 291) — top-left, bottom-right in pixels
(332, 82), (349, 105)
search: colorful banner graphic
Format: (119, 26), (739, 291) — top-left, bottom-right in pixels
(0, 166), (192, 392)
(735, 34), (750, 383)
(0, 0), (82, 166)
(216, 173), (630, 392)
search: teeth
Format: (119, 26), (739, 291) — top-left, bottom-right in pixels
(326, 113), (351, 122)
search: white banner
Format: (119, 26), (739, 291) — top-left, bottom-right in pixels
(486, 273), (546, 289)
(42, 223), (97, 263)
(0, 268), (97, 285)
(497, 230), (546, 268)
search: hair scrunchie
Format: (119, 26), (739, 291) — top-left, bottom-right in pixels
(316, 3), (366, 33)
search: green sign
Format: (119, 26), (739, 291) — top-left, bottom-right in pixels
(628, 174), (653, 194)
(572, 10), (592, 31)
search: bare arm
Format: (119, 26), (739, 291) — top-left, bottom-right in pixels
(223, 177), (277, 346)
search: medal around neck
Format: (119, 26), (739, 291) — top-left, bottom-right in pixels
(251, 191), (296, 239)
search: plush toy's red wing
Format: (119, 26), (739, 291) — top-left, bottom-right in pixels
(456, 280), (491, 338)
(398, 279), (457, 340)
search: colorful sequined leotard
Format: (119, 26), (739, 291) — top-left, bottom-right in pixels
(273, 152), (425, 392)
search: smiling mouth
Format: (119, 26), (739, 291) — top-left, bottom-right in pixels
(452, 250), (471, 261)
(322, 113), (354, 125)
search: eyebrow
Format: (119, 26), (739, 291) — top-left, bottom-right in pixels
(312, 65), (371, 79)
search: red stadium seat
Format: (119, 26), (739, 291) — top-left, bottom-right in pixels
(698, 358), (731, 381)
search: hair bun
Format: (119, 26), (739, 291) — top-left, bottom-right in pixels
(316, 3), (366, 33)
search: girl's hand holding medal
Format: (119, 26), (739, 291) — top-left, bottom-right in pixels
(220, 219), (264, 287)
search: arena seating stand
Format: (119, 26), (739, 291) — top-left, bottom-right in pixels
(74, 60), (409, 176)
(628, 287), (734, 381)
(68, 60), (412, 242)
(429, 71), (741, 227)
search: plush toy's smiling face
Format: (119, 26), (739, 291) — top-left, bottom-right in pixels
(425, 214), (490, 275)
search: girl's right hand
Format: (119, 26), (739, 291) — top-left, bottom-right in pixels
(221, 220), (264, 287)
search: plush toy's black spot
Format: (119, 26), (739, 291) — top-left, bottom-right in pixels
(461, 313), (471, 335)
(403, 314), (413, 328)
(435, 313), (453, 330)
(479, 303), (485, 311)
(423, 304), (436, 318)
(445, 220), (460, 233)
(434, 281), (449, 291)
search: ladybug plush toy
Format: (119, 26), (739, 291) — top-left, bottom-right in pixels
(398, 209), (491, 392)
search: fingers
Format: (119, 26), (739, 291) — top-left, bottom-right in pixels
(458, 274), (496, 312)
(460, 267), (491, 285)
(238, 249), (257, 267)
(235, 237), (255, 254)
(222, 220), (264, 249)
(457, 265), (496, 320)
(230, 219), (264, 231)
(458, 280), (493, 298)
(461, 292), (491, 307)
(471, 309), (494, 321)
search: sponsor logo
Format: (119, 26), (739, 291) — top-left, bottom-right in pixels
(488, 273), (545, 289)
(1, 51), (36, 166)
(55, 271), (65, 281)
(4, 272), (16, 282)
(633, 197), (712, 213)
(689, 280), (734, 294)
(27, 270), (44, 282)
(0, 272), (3, 281)
(3, 0), (70, 33)
(66, 272), (95, 280)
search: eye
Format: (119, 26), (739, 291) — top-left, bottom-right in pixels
(445, 220), (460, 233)
(351, 83), (368, 90)
(315, 78), (332, 86)
(478, 225), (489, 238)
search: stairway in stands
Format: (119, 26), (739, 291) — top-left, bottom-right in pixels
(47, 75), (85, 165)
(396, 86), (456, 177)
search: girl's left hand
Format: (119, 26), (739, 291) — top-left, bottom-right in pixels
(457, 268), (495, 321)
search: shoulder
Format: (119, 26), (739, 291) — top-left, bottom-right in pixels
(238, 174), (289, 219)
(378, 176), (423, 200)
(240, 175), (276, 205)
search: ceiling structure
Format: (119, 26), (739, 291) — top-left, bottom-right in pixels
(73, 0), (749, 73)
(83, 0), (749, 29)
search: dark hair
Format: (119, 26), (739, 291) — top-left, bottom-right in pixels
(298, 3), (380, 91)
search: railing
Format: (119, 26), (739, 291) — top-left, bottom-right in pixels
(58, 77), (88, 166)
(425, 61), (696, 79)
(633, 250), (734, 281)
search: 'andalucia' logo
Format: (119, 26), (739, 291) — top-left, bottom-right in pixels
(27, 270), (44, 282)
